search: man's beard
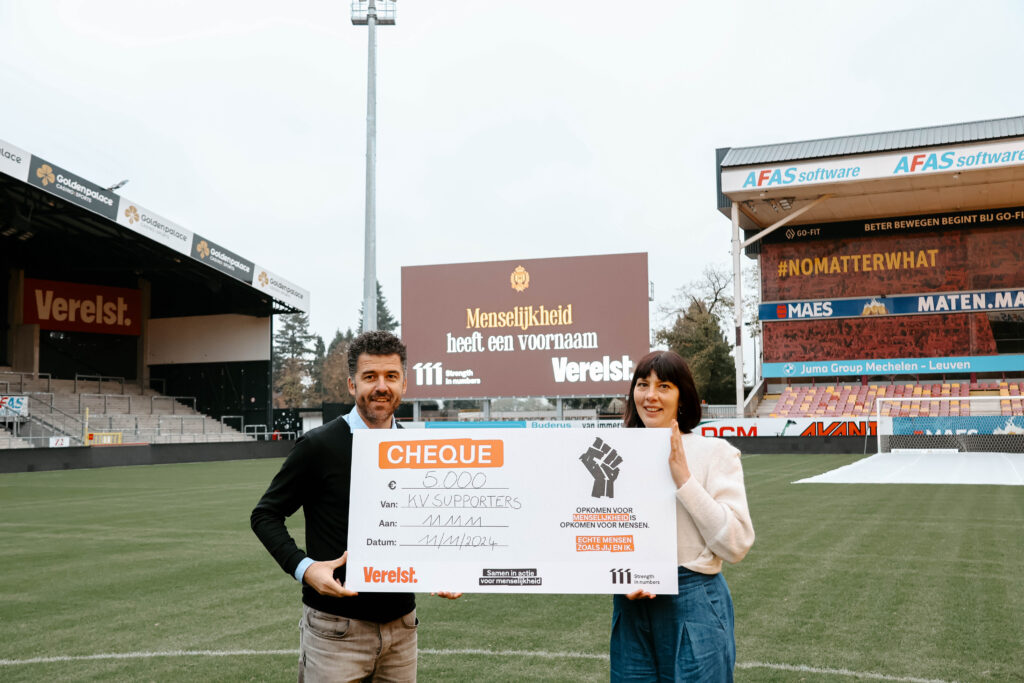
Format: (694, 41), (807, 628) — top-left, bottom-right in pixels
(361, 391), (397, 423)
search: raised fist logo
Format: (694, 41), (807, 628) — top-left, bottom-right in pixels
(579, 437), (622, 499)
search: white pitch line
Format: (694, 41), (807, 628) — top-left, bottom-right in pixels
(738, 661), (956, 683)
(0, 649), (958, 682)
(420, 647), (607, 660)
(0, 650), (298, 666)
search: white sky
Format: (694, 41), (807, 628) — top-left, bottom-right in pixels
(2, 0), (1022, 357)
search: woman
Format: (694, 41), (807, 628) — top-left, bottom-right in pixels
(611, 350), (754, 682)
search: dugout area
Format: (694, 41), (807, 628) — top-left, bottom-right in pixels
(717, 115), (1024, 400)
(1, 138), (308, 430)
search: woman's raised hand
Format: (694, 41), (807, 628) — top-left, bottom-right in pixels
(668, 420), (691, 488)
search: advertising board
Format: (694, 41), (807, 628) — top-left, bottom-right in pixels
(761, 227), (1023, 302)
(23, 279), (142, 336)
(402, 253), (649, 399)
(721, 138), (1024, 193)
(0, 396), (29, 417)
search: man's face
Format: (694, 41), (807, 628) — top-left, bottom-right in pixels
(348, 353), (406, 428)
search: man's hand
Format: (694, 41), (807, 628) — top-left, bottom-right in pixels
(579, 437), (622, 498)
(625, 589), (656, 600)
(431, 591), (463, 600)
(301, 551), (359, 598)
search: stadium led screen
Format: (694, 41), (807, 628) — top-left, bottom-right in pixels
(401, 253), (649, 399)
(759, 216), (1024, 376)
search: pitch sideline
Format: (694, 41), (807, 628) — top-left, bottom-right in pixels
(0, 648), (956, 682)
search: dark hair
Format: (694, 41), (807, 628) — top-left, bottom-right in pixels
(347, 330), (407, 376)
(622, 350), (702, 432)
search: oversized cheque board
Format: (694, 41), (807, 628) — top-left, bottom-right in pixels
(346, 429), (679, 594)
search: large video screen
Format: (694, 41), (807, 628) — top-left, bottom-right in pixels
(402, 253), (649, 399)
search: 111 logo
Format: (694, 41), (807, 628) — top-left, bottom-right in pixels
(610, 568), (632, 584)
(413, 362), (443, 386)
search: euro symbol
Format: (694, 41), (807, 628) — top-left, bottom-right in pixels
(388, 480), (396, 490)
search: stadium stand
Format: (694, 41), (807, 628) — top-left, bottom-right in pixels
(0, 425), (33, 449)
(766, 380), (1024, 418)
(2, 375), (250, 448)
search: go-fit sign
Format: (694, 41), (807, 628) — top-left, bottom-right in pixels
(23, 279), (142, 336)
(401, 253), (649, 399)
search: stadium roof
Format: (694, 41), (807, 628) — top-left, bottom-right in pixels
(0, 136), (309, 315)
(716, 114), (1024, 236)
(720, 115), (1024, 167)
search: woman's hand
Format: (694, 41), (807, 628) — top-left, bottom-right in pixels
(625, 589), (656, 600)
(668, 420), (691, 488)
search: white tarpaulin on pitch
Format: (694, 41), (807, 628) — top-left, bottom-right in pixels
(796, 451), (1024, 486)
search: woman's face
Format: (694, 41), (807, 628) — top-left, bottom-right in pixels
(633, 370), (680, 429)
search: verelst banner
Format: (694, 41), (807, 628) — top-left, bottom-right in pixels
(402, 253), (649, 399)
(23, 278), (142, 336)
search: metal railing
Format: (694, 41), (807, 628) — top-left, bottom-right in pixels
(75, 373), (126, 395)
(220, 415), (244, 431)
(151, 395), (197, 414)
(5, 394), (87, 447)
(0, 371), (52, 393)
(78, 393), (134, 414)
(244, 424), (269, 437)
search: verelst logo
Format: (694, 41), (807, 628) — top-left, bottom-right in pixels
(36, 164), (55, 186)
(125, 205), (140, 224)
(196, 240), (211, 259)
(510, 265), (530, 293)
(363, 565), (417, 584)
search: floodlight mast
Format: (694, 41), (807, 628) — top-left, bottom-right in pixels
(352, 0), (396, 332)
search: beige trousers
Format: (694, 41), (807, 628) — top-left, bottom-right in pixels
(298, 605), (417, 683)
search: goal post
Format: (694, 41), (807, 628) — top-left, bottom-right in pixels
(876, 396), (1024, 454)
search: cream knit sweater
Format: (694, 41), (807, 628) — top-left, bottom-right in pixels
(673, 433), (755, 574)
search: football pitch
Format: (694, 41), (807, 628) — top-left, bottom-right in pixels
(1, 453), (1021, 682)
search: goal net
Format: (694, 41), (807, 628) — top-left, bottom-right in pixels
(876, 396), (1024, 454)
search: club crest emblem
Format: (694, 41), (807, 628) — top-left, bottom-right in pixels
(510, 265), (530, 293)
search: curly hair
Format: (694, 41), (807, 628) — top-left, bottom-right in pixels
(346, 330), (407, 376)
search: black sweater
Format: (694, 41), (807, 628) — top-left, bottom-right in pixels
(250, 416), (415, 622)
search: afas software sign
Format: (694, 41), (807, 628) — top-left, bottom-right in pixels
(402, 254), (649, 399)
(23, 279), (142, 336)
(721, 137), (1024, 193)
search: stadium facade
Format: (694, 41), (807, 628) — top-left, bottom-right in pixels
(1, 137), (309, 430)
(717, 115), (1024, 412)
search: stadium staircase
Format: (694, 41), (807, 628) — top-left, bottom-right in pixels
(0, 425), (33, 449)
(762, 380), (1024, 418)
(1, 372), (251, 448)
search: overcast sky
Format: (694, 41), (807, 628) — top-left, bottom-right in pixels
(2, 0), (1022, 352)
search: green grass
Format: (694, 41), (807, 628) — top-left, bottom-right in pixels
(1, 454), (1021, 681)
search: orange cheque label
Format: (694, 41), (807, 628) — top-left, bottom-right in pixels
(379, 439), (504, 469)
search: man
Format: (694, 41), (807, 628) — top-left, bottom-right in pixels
(252, 330), (458, 682)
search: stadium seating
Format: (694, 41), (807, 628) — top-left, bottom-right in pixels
(1, 377), (251, 448)
(767, 380), (1024, 418)
(0, 425), (33, 449)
